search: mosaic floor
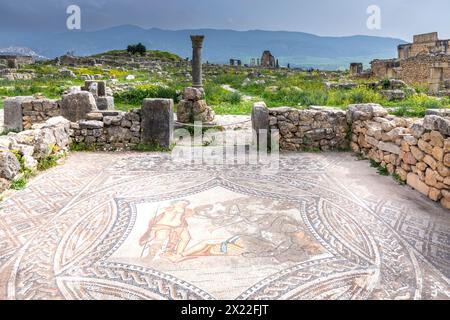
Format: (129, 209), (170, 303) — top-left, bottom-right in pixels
(0, 151), (449, 300)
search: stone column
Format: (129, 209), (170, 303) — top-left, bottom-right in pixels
(190, 35), (205, 88)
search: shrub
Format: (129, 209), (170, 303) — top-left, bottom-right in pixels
(127, 43), (146, 56)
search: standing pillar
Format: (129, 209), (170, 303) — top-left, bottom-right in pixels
(190, 35), (205, 88)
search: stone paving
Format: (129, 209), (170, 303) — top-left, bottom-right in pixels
(0, 151), (449, 300)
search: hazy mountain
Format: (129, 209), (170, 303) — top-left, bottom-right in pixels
(0, 25), (405, 69)
(0, 46), (48, 60)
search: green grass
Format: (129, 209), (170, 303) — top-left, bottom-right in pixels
(132, 143), (174, 152)
(70, 142), (97, 152)
(37, 154), (63, 171)
(10, 177), (28, 190)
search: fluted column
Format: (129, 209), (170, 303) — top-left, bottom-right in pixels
(190, 35), (205, 88)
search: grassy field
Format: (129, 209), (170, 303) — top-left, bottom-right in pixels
(1, 53), (449, 118)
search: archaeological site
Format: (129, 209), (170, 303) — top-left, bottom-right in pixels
(0, 0), (448, 307)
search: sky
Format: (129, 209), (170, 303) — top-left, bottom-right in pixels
(1, 0), (449, 41)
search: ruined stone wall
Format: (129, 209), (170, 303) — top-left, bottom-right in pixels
(268, 106), (349, 151)
(21, 99), (61, 130)
(371, 59), (400, 79)
(398, 54), (450, 84)
(4, 97), (62, 132)
(70, 110), (141, 151)
(348, 104), (450, 209)
(0, 117), (71, 191)
(371, 55), (450, 85)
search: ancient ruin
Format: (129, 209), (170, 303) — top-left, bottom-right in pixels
(260, 50), (276, 68)
(371, 32), (450, 94)
(229, 59), (242, 66)
(349, 62), (363, 76)
(176, 35), (215, 124)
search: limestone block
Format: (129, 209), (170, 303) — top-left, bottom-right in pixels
(378, 141), (401, 155)
(4, 97), (32, 132)
(407, 173), (430, 196)
(252, 102), (270, 149)
(96, 97), (115, 111)
(183, 87), (205, 101)
(61, 92), (98, 122)
(141, 99), (174, 148)
(423, 155), (437, 170)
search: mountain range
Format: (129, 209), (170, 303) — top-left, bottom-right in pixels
(0, 25), (405, 70)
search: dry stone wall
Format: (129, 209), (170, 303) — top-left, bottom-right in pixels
(268, 106), (349, 151)
(70, 110), (141, 151)
(348, 104), (450, 209)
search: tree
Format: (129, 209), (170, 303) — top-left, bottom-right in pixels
(127, 43), (146, 56)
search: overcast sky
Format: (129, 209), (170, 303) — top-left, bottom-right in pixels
(1, 0), (449, 40)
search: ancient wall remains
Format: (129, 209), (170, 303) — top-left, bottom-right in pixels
(0, 116), (71, 190)
(348, 104), (450, 209)
(70, 110), (141, 151)
(267, 106), (349, 151)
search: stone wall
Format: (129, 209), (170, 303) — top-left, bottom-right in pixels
(21, 98), (61, 130)
(371, 55), (450, 87)
(4, 97), (62, 132)
(348, 104), (450, 209)
(0, 116), (71, 191)
(70, 110), (141, 151)
(268, 106), (349, 151)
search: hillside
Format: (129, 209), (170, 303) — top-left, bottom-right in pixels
(0, 25), (406, 70)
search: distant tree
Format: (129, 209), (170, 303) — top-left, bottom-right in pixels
(127, 43), (146, 56)
(276, 59), (280, 68)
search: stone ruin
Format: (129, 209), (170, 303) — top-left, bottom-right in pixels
(349, 63), (363, 76)
(229, 59), (242, 66)
(260, 50), (276, 68)
(0, 54), (36, 81)
(371, 32), (450, 95)
(251, 102), (450, 210)
(81, 80), (115, 110)
(176, 35), (215, 124)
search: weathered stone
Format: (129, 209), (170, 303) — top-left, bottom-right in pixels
(378, 141), (401, 155)
(402, 152), (417, 165)
(0, 151), (21, 180)
(141, 99), (174, 148)
(407, 173), (430, 196)
(96, 97), (114, 111)
(418, 139), (433, 154)
(79, 120), (104, 129)
(4, 97), (32, 132)
(252, 102), (272, 149)
(444, 153), (450, 167)
(61, 92), (97, 122)
(429, 131), (444, 148)
(183, 87), (205, 101)
(423, 155), (437, 170)
(410, 146), (425, 161)
(432, 146), (444, 162)
(436, 162), (449, 177)
(428, 187), (442, 201)
(176, 100), (193, 124)
(86, 112), (103, 121)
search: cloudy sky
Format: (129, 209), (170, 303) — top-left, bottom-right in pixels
(1, 0), (449, 40)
